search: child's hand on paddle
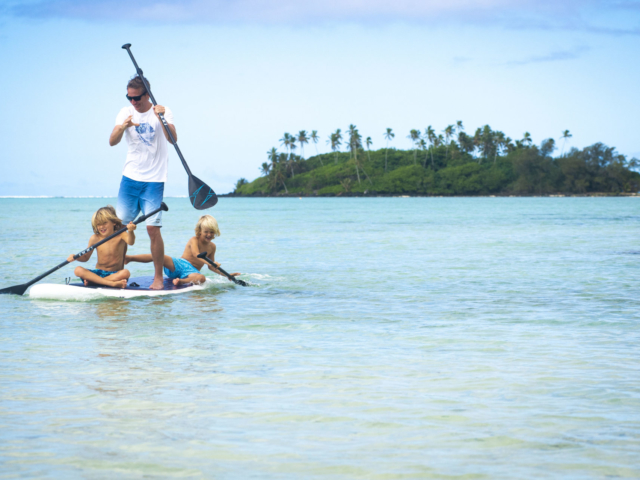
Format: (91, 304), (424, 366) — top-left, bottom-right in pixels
(67, 254), (75, 263)
(127, 222), (136, 232)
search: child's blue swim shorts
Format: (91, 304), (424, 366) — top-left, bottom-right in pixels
(164, 257), (200, 280)
(89, 269), (118, 278)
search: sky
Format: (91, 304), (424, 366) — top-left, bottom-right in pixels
(0, 0), (639, 196)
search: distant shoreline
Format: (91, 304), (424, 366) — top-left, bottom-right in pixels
(222, 192), (640, 198)
(1, 193), (638, 199)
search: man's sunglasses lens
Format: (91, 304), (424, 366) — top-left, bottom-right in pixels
(126, 93), (146, 101)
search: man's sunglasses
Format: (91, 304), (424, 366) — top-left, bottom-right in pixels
(126, 92), (147, 101)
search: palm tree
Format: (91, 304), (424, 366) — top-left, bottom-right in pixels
(480, 125), (494, 161)
(443, 125), (455, 160)
(311, 130), (323, 166)
(288, 142), (297, 178)
(267, 147), (278, 173)
(408, 129), (421, 165)
(328, 130), (342, 164)
(280, 133), (294, 175)
(297, 130), (309, 160)
(328, 134), (336, 163)
(420, 138), (429, 168)
(280, 132), (292, 158)
(365, 136), (373, 163)
(494, 131), (506, 164)
(456, 120), (464, 137)
(333, 129), (343, 164)
(504, 137), (515, 154)
(271, 164), (288, 194)
(383, 128), (394, 173)
(560, 130), (572, 156)
(522, 132), (532, 147)
(426, 126), (436, 167)
(457, 132), (474, 156)
(347, 124), (362, 184)
(260, 162), (271, 176)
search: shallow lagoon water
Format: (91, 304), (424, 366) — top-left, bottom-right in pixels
(1, 197), (639, 478)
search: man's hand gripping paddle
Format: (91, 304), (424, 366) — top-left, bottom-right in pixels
(121, 43), (218, 210)
(0, 203), (169, 296)
(197, 252), (249, 286)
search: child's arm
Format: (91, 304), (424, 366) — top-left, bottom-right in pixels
(203, 244), (239, 277)
(67, 236), (97, 263)
(122, 222), (136, 245)
(204, 243), (217, 271)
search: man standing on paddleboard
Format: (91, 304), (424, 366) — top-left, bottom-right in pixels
(109, 75), (177, 290)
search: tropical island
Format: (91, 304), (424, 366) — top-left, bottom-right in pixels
(234, 124), (639, 196)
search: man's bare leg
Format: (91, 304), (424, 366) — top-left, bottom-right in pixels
(148, 226), (165, 289)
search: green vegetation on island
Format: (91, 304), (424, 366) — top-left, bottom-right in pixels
(234, 124), (639, 196)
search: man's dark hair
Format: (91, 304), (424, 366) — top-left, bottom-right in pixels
(127, 75), (150, 93)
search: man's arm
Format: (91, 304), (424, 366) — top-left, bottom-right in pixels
(109, 115), (139, 146)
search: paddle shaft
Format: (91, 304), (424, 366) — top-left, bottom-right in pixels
(5, 203), (167, 293)
(122, 44), (193, 177)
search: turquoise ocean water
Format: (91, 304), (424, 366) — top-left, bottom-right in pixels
(1, 197), (639, 478)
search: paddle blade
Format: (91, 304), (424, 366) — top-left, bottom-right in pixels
(0, 283), (29, 296)
(189, 175), (218, 210)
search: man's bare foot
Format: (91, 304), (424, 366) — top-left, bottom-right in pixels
(172, 278), (180, 286)
(84, 279), (90, 286)
(108, 279), (128, 289)
(149, 277), (164, 290)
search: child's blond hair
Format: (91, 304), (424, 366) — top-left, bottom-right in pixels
(195, 215), (221, 238)
(91, 205), (123, 235)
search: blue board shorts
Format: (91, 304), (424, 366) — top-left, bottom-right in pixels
(116, 176), (164, 227)
(89, 269), (118, 278)
(164, 257), (200, 280)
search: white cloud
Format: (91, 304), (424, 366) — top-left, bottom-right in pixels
(505, 45), (591, 66)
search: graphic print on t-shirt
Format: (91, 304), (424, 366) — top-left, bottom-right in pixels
(135, 123), (155, 146)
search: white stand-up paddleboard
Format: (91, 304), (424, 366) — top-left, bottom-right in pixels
(29, 276), (204, 300)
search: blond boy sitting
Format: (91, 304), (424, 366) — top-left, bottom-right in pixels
(68, 205), (136, 288)
(126, 215), (239, 286)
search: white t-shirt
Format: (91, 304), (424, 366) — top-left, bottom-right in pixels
(115, 105), (174, 183)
